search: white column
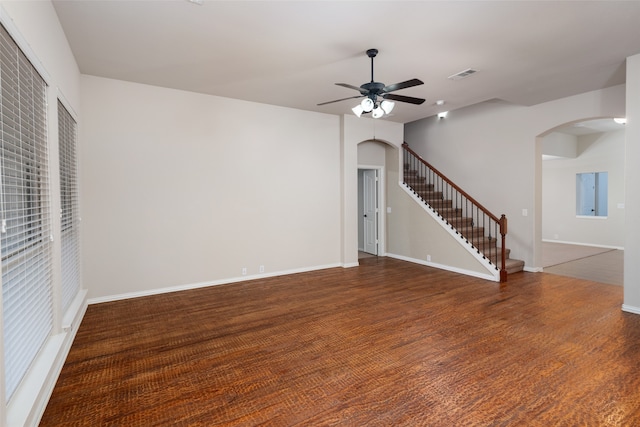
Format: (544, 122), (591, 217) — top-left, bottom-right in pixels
(623, 53), (640, 314)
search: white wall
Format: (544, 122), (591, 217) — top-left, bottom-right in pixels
(405, 85), (626, 269)
(624, 54), (640, 313)
(542, 130), (625, 247)
(80, 75), (342, 301)
(542, 132), (577, 158)
(0, 1), (80, 109)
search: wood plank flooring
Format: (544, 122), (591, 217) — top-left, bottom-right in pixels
(542, 242), (624, 286)
(41, 257), (640, 426)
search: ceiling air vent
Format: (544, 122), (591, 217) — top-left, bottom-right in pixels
(448, 68), (478, 81)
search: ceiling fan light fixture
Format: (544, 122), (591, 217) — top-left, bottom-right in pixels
(372, 105), (384, 119)
(361, 97), (374, 112)
(381, 100), (395, 114)
(319, 49), (425, 119)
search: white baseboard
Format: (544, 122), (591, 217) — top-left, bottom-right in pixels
(386, 252), (499, 282)
(622, 304), (640, 315)
(88, 263), (343, 304)
(343, 262), (360, 268)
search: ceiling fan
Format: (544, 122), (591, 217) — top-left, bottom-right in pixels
(318, 48), (425, 118)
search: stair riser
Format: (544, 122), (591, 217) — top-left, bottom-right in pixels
(408, 183), (434, 191)
(456, 228), (486, 238)
(444, 218), (473, 227)
(416, 191), (443, 199)
(478, 248), (511, 258)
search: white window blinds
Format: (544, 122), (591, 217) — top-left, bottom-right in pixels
(58, 101), (79, 313)
(0, 24), (53, 402)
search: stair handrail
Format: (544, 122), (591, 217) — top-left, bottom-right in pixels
(402, 143), (508, 282)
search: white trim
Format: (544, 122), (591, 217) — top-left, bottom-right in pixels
(6, 295), (87, 427)
(62, 290), (88, 332)
(399, 183), (502, 281)
(343, 262), (359, 268)
(524, 266), (543, 273)
(88, 263), (342, 304)
(622, 304), (640, 315)
(358, 165), (386, 257)
(56, 88), (79, 123)
(386, 252), (498, 282)
(0, 5), (52, 86)
(541, 239), (623, 251)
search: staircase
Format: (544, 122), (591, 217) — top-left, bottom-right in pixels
(402, 144), (525, 281)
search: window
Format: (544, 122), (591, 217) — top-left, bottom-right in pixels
(576, 172), (608, 217)
(0, 24), (53, 402)
(58, 101), (80, 313)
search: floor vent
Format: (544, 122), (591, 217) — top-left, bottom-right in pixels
(448, 68), (478, 80)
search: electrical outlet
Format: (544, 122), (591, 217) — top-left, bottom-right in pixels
(426, 255), (431, 262)
(242, 267), (247, 275)
(259, 265), (265, 273)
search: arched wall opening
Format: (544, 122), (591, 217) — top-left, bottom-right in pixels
(534, 117), (626, 270)
(357, 139), (400, 258)
(340, 114), (404, 267)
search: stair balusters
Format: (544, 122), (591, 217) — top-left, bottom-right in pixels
(402, 143), (509, 282)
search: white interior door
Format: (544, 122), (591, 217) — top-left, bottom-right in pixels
(363, 169), (378, 255)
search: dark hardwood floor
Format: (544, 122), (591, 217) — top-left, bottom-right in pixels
(41, 257), (640, 426)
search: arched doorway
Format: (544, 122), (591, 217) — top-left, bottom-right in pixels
(356, 139), (399, 260)
(535, 117), (625, 284)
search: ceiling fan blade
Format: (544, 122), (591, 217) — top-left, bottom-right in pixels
(382, 93), (426, 105)
(335, 83), (369, 94)
(317, 95), (365, 106)
(382, 78), (424, 93)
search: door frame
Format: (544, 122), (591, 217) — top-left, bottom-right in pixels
(358, 165), (386, 257)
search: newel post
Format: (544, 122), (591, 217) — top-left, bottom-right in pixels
(499, 214), (508, 282)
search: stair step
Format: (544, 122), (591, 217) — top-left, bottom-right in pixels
(455, 226), (485, 238)
(477, 247), (511, 259)
(497, 258), (525, 275)
(466, 236), (497, 249)
(444, 217), (473, 227)
(426, 199), (453, 209)
(405, 179), (432, 188)
(439, 207), (463, 218)
(416, 190), (442, 200)
(409, 183), (435, 192)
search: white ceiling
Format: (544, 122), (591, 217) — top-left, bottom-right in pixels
(556, 118), (626, 136)
(52, 0), (640, 124)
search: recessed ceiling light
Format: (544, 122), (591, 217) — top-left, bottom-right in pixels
(188, 0), (203, 5)
(614, 117), (627, 124)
